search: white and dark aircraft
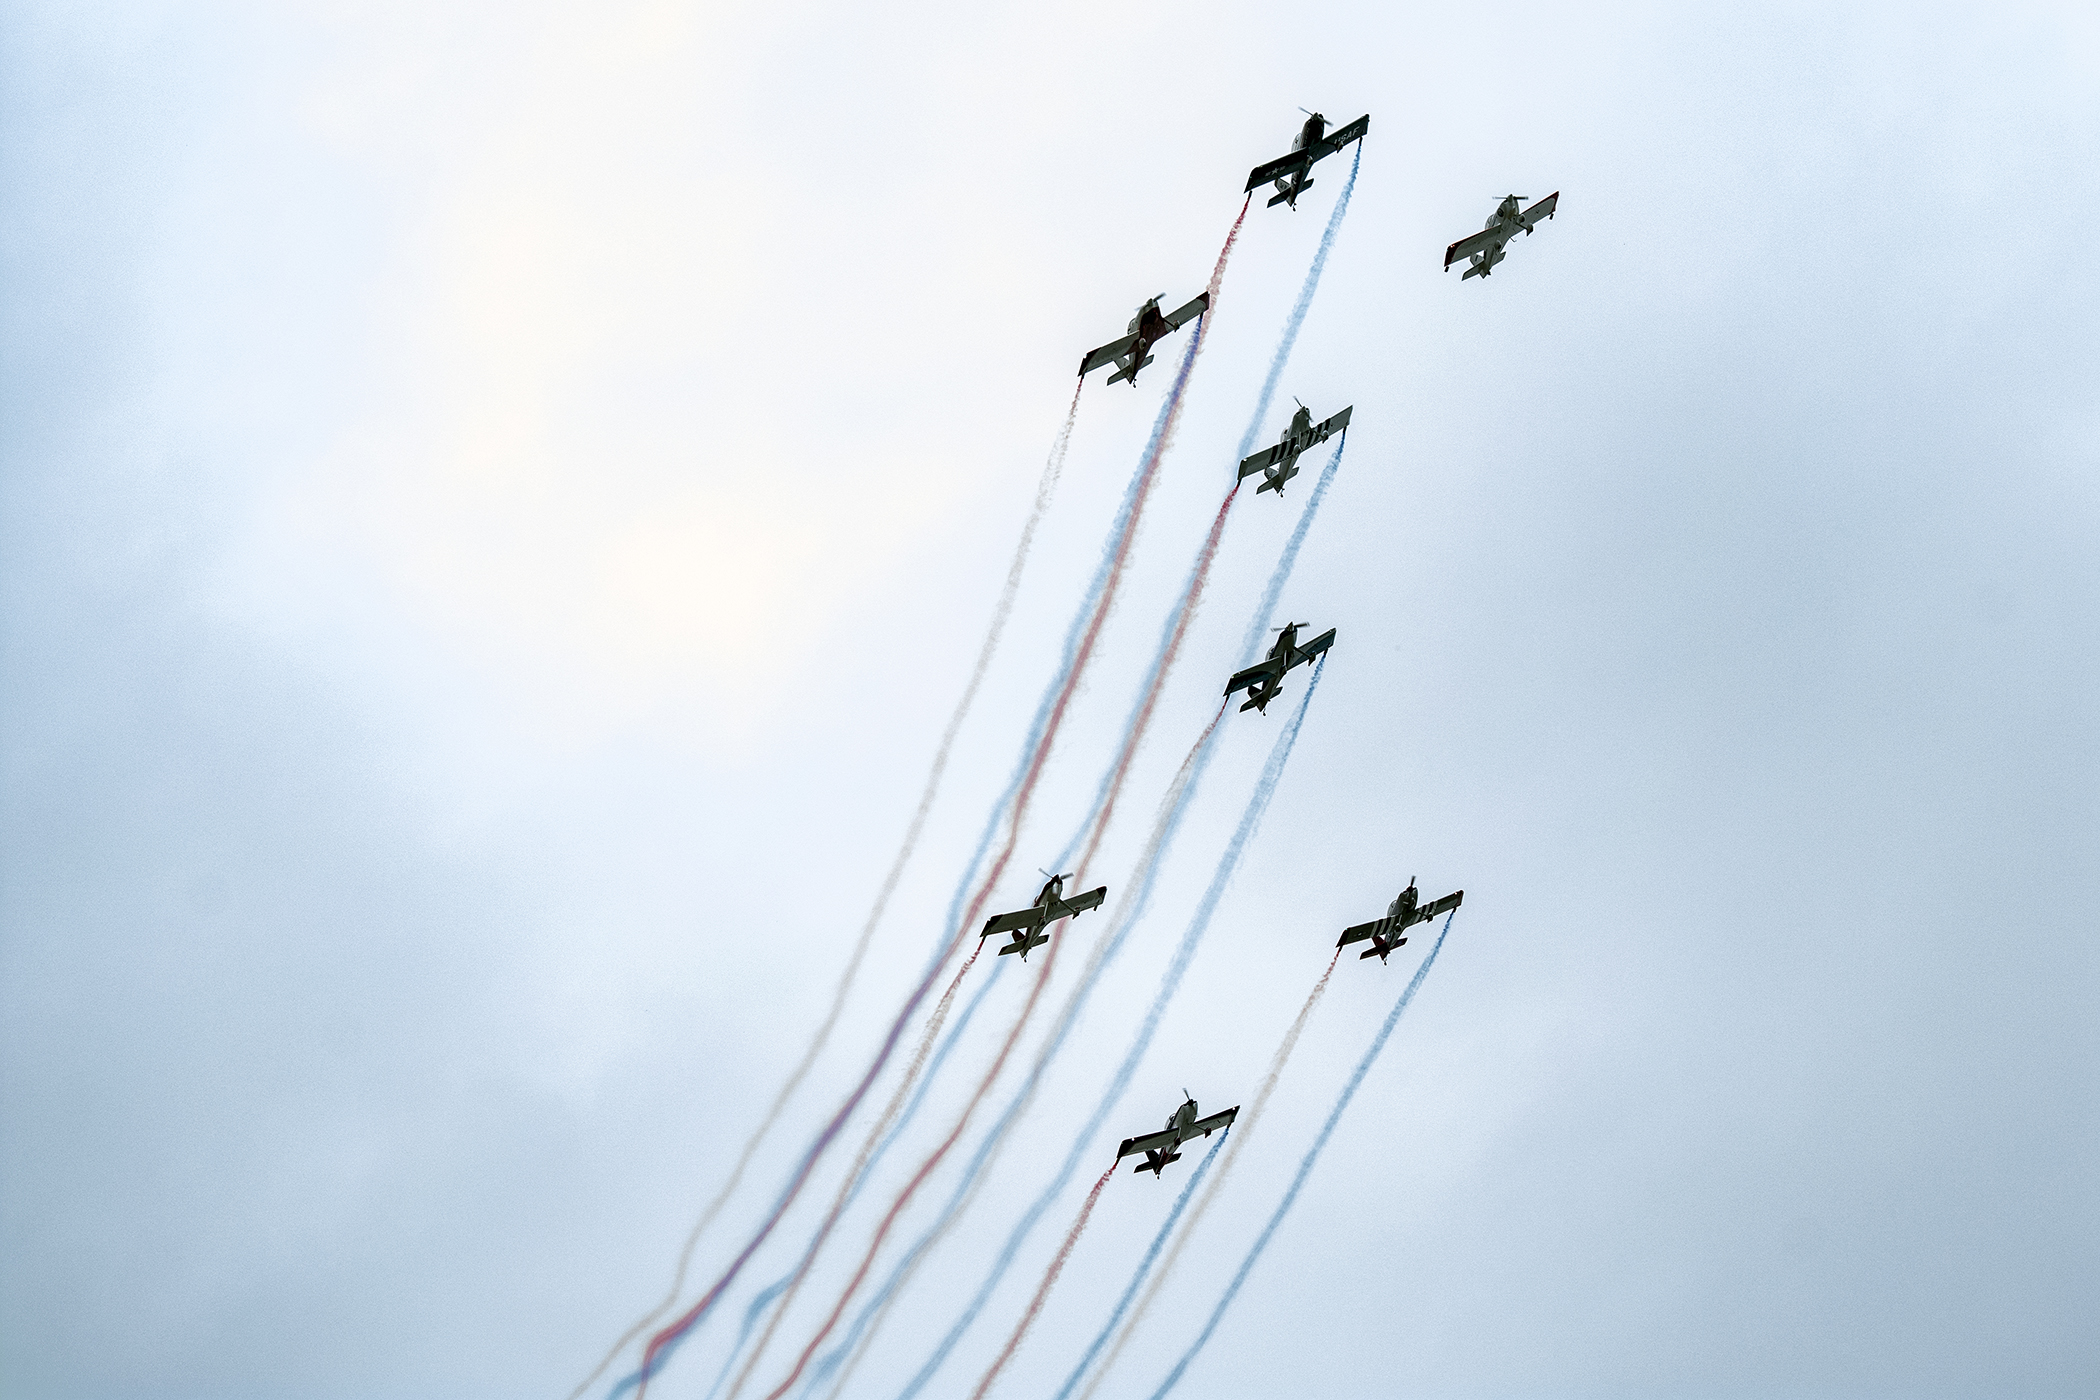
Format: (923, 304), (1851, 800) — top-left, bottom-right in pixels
(1244, 110), (1370, 210)
(1224, 621), (1335, 715)
(978, 872), (1107, 960)
(1336, 878), (1463, 962)
(1238, 400), (1352, 496)
(1114, 1093), (1239, 1177)
(1444, 192), (1559, 279)
(1078, 293), (1209, 387)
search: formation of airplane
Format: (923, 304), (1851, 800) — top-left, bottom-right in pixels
(1444, 192), (1560, 280)
(1030, 111), (1545, 1188)
(1336, 879), (1464, 962)
(979, 872), (1107, 960)
(1238, 400), (1352, 495)
(1224, 621), (1336, 715)
(1244, 110), (1371, 211)
(1115, 1093), (1240, 1177)
(1078, 293), (1210, 387)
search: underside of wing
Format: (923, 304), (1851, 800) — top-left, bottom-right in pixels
(1422, 889), (1464, 919)
(1237, 442), (1285, 480)
(1522, 192), (1559, 226)
(1313, 114), (1370, 158)
(1296, 628), (1336, 663)
(1117, 1127), (1178, 1160)
(1053, 886), (1106, 919)
(1244, 150), (1309, 193)
(1445, 226), (1504, 269)
(1224, 660), (1274, 696)
(1079, 333), (1139, 377)
(1311, 405), (1353, 442)
(1191, 1107), (1239, 1136)
(981, 907), (1044, 938)
(1337, 915), (1390, 947)
(1163, 293), (1209, 331)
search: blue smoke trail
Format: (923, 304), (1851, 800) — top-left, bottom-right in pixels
(1235, 143), (1361, 463)
(796, 709), (1237, 1398)
(1143, 910), (1458, 1400)
(672, 328), (1215, 1400)
(929, 323), (1208, 975)
(1052, 1130), (1229, 1400)
(1238, 432), (1347, 664)
(697, 959), (1013, 1400)
(890, 658), (1330, 1400)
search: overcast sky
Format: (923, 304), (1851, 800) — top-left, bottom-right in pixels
(4, 3), (2098, 1398)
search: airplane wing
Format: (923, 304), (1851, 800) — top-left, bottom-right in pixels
(1292, 628), (1336, 667)
(1237, 442), (1286, 480)
(1310, 405), (1353, 443)
(1116, 1127), (1180, 1160)
(1520, 192), (1559, 227)
(1050, 885), (1106, 920)
(1244, 149), (1309, 193)
(1444, 226), (1505, 269)
(980, 906), (1045, 938)
(1224, 657), (1278, 696)
(1337, 915), (1391, 948)
(1310, 114), (1370, 158)
(1189, 1106), (1239, 1137)
(1079, 333), (1140, 378)
(1162, 293), (1209, 331)
(1421, 889), (1463, 920)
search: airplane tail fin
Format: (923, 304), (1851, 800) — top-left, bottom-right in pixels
(1105, 353), (1155, 387)
(1266, 178), (1311, 209)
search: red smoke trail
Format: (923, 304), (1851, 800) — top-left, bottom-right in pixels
(722, 943), (986, 1399)
(1077, 945), (1344, 1400)
(1073, 483), (1241, 883)
(760, 925), (1068, 1400)
(748, 205), (1253, 1399)
(585, 383), (1084, 1400)
(971, 1165), (1117, 1400)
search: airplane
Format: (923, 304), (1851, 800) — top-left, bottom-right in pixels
(1114, 1092), (1239, 1177)
(1336, 878), (1464, 962)
(1223, 620), (1335, 714)
(1078, 293), (1209, 387)
(1444, 192), (1559, 280)
(978, 871), (1107, 960)
(1244, 110), (1371, 210)
(1237, 400), (1352, 495)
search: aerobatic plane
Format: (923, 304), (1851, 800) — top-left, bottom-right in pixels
(1238, 401), (1352, 495)
(1114, 1093), (1239, 1177)
(1224, 620), (1335, 714)
(978, 872), (1107, 960)
(1078, 293), (1209, 387)
(1244, 110), (1370, 210)
(1336, 878), (1464, 962)
(1444, 192), (1560, 280)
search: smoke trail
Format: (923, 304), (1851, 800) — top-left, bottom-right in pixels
(574, 381), (1082, 1400)
(1143, 911), (1459, 1400)
(730, 201), (1251, 1400)
(1078, 946), (1341, 1399)
(1053, 484), (1239, 889)
(1233, 143), (1362, 463)
(716, 943), (987, 1400)
(699, 955), (1013, 1400)
(893, 659), (1330, 1400)
(1240, 432), (1347, 662)
(619, 226), (1228, 1395)
(970, 1164), (1118, 1400)
(758, 928), (1069, 1400)
(1052, 1131), (1227, 1400)
(792, 711), (1230, 1400)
